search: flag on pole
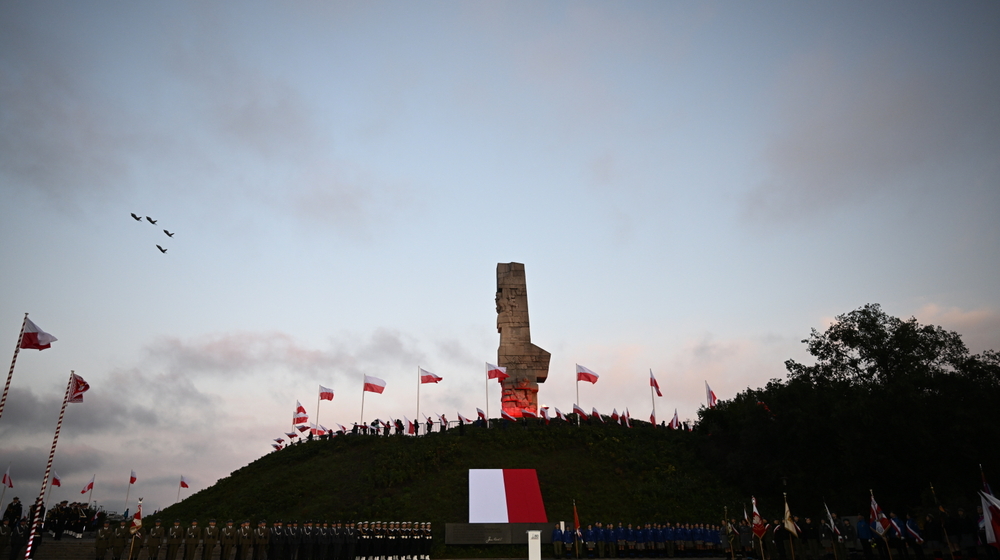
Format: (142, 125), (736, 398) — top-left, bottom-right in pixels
(1, 467), (11, 488)
(575, 365), (599, 384)
(980, 491), (1000, 550)
(649, 410), (656, 425)
(554, 408), (567, 421)
(649, 370), (662, 397)
(319, 385), (335, 401)
(296, 424), (309, 433)
(129, 470), (136, 485)
(80, 475), (95, 494)
(179, 476), (190, 489)
(459, 412), (473, 425)
(486, 363), (509, 382)
(285, 432), (297, 439)
(824, 502), (841, 536)
(419, 368), (442, 384)
(52, 472), (61, 487)
(405, 416), (415, 435)
(20, 318), (57, 350)
(521, 409), (537, 418)
(69, 374), (90, 403)
(572, 404), (587, 418)
(274, 438), (284, 444)
(363, 375), (386, 394)
(477, 408), (487, 421)
(293, 401), (308, 424)
(705, 381), (717, 409)
(539, 407), (550, 425)
(592, 407), (603, 422)
(783, 495), (798, 537)
(129, 499), (143, 534)
(272, 443), (282, 450)
(610, 409), (619, 422)
(573, 501), (581, 531)
(624, 408), (632, 428)
(500, 409), (516, 422)
(669, 409), (680, 429)
(870, 493), (891, 536)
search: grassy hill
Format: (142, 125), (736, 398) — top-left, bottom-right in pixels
(155, 419), (741, 553)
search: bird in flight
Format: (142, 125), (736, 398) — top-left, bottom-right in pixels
(156, 245), (167, 253)
(131, 213), (142, 221)
(146, 216), (157, 224)
(163, 230), (175, 237)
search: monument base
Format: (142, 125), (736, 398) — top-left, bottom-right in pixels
(445, 523), (553, 545)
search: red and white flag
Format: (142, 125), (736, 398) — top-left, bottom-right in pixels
(20, 317), (57, 350)
(363, 375), (386, 394)
(592, 407), (604, 422)
(319, 385), (335, 401)
(539, 407), (550, 425)
(870, 493), (891, 536)
(405, 416), (415, 435)
(624, 408), (632, 428)
(69, 374), (90, 403)
(486, 363), (509, 383)
(272, 443), (282, 450)
(610, 409), (619, 422)
(649, 369), (662, 397)
(293, 401), (308, 424)
(468, 469), (548, 523)
(129, 499), (143, 534)
(295, 423), (309, 433)
(52, 471), (61, 487)
(274, 438), (284, 444)
(458, 412), (471, 425)
(419, 368), (442, 384)
(669, 409), (680, 429)
(285, 432), (297, 439)
(980, 491), (1000, 549)
(572, 404), (586, 417)
(501, 409), (516, 422)
(477, 408), (487, 421)
(129, 470), (136, 485)
(554, 408), (567, 421)
(179, 476), (190, 489)
(705, 381), (717, 409)
(575, 364), (599, 384)
(80, 475), (95, 494)
(752, 497), (767, 538)
(309, 423), (325, 436)
(1, 467), (12, 488)
(521, 408), (537, 418)
(436, 413), (447, 427)
(650, 410), (656, 425)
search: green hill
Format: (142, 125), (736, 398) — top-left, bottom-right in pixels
(155, 420), (741, 556)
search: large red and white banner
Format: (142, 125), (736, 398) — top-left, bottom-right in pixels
(468, 469), (547, 523)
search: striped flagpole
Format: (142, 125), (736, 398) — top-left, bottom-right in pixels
(24, 371), (75, 559)
(0, 313), (29, 421)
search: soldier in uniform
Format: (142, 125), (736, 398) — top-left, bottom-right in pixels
(236, 520), (253, 560)
(2, 498), (21, 525)
(109, 520), (128, 560)
(346, 522), (358, 560)
(201, 519), (220, 560)
(268, 521), (284, 560)
(184, 520), (201, 560)
(147, 519), (165, 560)
(317, 521), (331, 560)
(300, 521), (314, 560)
(357, 522), (369, 560)
(287, 520), (301, 560)
(95, 520), (113, 560)
(252, 520), (269, 560)
(220, 520), (237, 560)
(166, 520), (184, 560)
(128, 518), (146, 560)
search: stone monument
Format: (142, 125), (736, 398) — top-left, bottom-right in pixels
(496, 262), (550, 417)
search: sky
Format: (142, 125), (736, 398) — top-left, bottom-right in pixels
(1, 1), (998, 514)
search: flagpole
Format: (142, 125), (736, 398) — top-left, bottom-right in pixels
(123, 474), (131, 518)
(484, 364), (490, 429)
(24, 370), (75, 559)
(575, 376), (580, 427)
(416, 366), (420, 426)
(0, 313), (29, 422)
(360, 380), (367, 428)
(176, 478), (181, 504)
(650, 385), (655, 426)
(316, 389), (322, 435)
(88, 478), (94, 509)
(929, 484), (955, 560)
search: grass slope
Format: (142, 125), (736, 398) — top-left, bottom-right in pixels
(156, 421), (740, 535)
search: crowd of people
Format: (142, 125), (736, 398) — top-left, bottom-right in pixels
(86, 518), (433, 560)
(552, 522), (727, 559)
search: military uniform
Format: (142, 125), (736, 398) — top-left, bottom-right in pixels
(166, 521), (184, 560)
(268, 521), (284, 560)
(95, 521), (113, 560)
(129, 523), (146, 560)
(201, 521), (220, 560)
(112, 522), (130, 560)
(147, 520), (165, 560)
(184, 521), (201, 560)
(235, 521), (253, 560)
(252, 521), (269, 560)
(300, 522), (314, 560)
(287, 521), (301, 560)
(220, 521), (237, 560)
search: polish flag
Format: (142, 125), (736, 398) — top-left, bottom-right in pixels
(458, 413), (471, 425)
(752, 497), (767, 538)
(610, 409), (619, 422)
(477, 408), (487, 421)
(1, 467), (11, 488)
(309, 423), (325, 436)
(80, 475), (95, 494)
(293, 401), (308, 424)
(420, 368), (442, 384)
(575, 364), (599, 384)
(980, 491), (1000, 549)
(319, 385), (335, 401)
(539, 407), (550, 425)
(650, 410), (656, 425)
(554, 408), (567, 421)
(363, 375), (386, 394)
(669, 409), (680, 429)
(52, 471), (61, 487)
(870, 493), (891, 536)
(69, 374), (90, 403)
(520, 409), (537, 418)
(20, 317), (57, 350)
(468, 469), (548, 523)
(272, 443), (282, 450)
(296, 424), (309, 433)
(572, 404), (586, 418)
(129, 499), (143, 534)
(486, 363), (509, 382)
(179, 476), (190, 489)
(129, 470), (136, 485)
(437, 413), (447, 427)
(274, 438), (284, 444)
(705, 381), (718, 409)
(501, 409), (517, 422)
(592, 407), (604, 422)
(285, 432), (297, 439)
(624, 408), (632, 428)
(405, 416), (415, 435)
(649, 370), (662, 397)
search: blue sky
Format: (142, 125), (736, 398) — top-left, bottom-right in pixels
(1, 1), (998, 513)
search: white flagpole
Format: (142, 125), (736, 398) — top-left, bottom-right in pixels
(0, 313), (29, 421)
(175, 478), (181, 504)
(416, 366), (420, 426)
(575, 374), (581, 426)
(360, 379), (367, 428)
(24, 371), (76, 559)
(484, 364), (490, 429)
(87, 478), (94, 508)
(315, 389), (322, 435)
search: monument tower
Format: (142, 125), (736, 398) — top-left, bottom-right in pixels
(496, 262), (550, 417)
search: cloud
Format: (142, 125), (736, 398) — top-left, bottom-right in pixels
(911, 303), (1000, 354)
(744, 49), (1000, 222)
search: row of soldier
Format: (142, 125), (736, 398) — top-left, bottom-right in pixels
(95, 518), (433, 560)
(552, 522), (727, 558)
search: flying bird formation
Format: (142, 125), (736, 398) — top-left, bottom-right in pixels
(130, 213), (175, 253)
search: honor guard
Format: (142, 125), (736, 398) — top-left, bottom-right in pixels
(220, 520), (237, 560)
(235, 520), (252, 560)
(128, 518), (146, 560)
(300, 520), (314, 560)
(112, 520), (130, 560)
(286, 521), (301, 560)
(252, 520), (269, 560)
(184, 520), (201, 560)
(166, 520), (184, 560)
(268, 521), (284, 560)
(201, 519), (220, 560)
(95, 520), (112, 560)
(346, 521), (358, 560)
(147, 519), (165, 560)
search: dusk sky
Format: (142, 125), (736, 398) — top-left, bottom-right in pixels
(1, 2), (998, 513)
